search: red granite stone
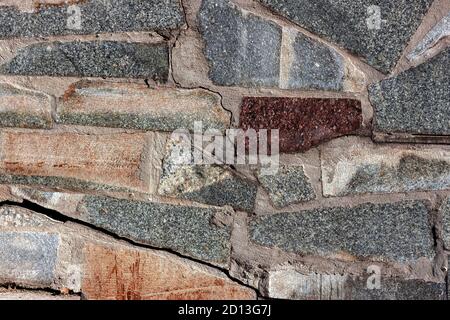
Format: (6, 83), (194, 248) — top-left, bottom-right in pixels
(239, 97), (362, 153)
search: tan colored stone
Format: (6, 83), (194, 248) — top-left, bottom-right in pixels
(0, 130), (152, 193)
(82, 243), (256, 300)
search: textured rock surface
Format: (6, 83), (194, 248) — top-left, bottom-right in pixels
(0, 0), (184, 38)
(257, 165), (315, 208)
(258, 0), (434, 73)
(440, 197), (450, 250)
(0, 41), (169, 81)
(250, 201), (434, 262)
(409, 12), (450, 61)
(370, 48), (450, 136)
(82, 243), (256, 300)
(0, 130), (151, 193)
(158, 136), (258, 212)
(0, 83), (53, 129)
(57, 81), (231, 132)
(322, 138), (450, 197)
(240, 97), (362, 153)
(77, 195), (232, 265)
(267, 270), (445, 300)
(0, 232), (59, 287)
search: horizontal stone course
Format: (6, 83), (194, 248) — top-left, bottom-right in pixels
(0, 0), (185, 38)
(0, 41), (169, 80)
(250, 200), (434, 262)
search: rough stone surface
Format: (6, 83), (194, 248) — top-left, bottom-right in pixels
(440, 197), (450, 250)
(57, 81), (231, 132)
(258, 0), (434, 73)
(0, 0), (184, 38)
(0, 83), (53, 129)
(267, 270), (445, 300)
(0, 289), (80, 300)
(0, 130), (151, 193)
(409, 12), (450, 61)
(158, 136), (258, 212)
(0, 232), (59, 287)
(0, 41), (169, 81)
(250, 200), (434, 262)
(288, 33), (344, 91)
(257, 165), (315, 208)
(199, 0), (282, 87)
(82, 243), (256, 300)
(240, 97), (362, 153)
(322, 138), (450, 197)
(369, 47), (450, 136)
(76, 195), (232, 266)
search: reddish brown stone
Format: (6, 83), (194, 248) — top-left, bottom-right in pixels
(239, 97), (362, 153)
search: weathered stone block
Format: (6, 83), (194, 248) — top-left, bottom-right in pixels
(0, 0), (184, 38)
(57, 81), (231, 132)
(267, 269), (445, 300)
(0, 232), (59, 287)
(239, 97), (362, 153)
(322, 138), (450, 197)
(0, 83), (52, 129)
(0, 130), (151, 193)
(440, 197), (450, 250)
(250, 200), (434, 262)
(370, 48), (450, 137)
(257, 165), (315, 208)
(82, 244), (256, 300)
(258, 0), (433, 73)
(0, 41), (169, 81)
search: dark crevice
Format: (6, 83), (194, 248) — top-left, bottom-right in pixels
(0, 199), (259, 295)
(0, 283), (81, 298)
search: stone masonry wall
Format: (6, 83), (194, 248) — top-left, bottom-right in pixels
(0, 0), (449, 300)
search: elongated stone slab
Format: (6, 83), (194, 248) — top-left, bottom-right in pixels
(239, 97), (362, 153)
(0, 41), (169, 81)
(57, 81), (231, 132)
(370, 48), (450, 137)
(250, 200), (434, 262)
(0, 0), (184, 38)
(258, 0), (433, 73)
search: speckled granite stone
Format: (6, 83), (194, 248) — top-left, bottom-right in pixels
(288, 33), (344, 91)
(77, 195), (232, 265)
(257, 165), (315, 208)
(239, 97), (362, 153)
(0, 41), (169, 81)
(0, 0), (184, 38)
(439, 197), (450, 250)
(250, 200), (434, 262)
(370, 48), (450, 136)
(198, 0), (281, 87)
(258, 0), (433, 73)
(0, 232), (59, 287)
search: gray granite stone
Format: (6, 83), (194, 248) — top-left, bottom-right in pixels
(369, 48), (450, 135)
(250, 201), (434, 262)
(199, 0), (281, 87)
(409, 11), (450, 61)
(440, 197), (450, 250)
(77, 195), (232, 265)
(0, 41), (169, 81)
(0, 0), (184, 38)
(158, 136), (258, 212)
(0, 232), (59, 287)
(288, 33), (344, 91)
(258, 0), (433, 73)
(258, 165), (315, 208)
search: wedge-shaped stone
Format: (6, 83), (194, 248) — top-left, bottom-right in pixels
(258, 0), (433, 73)
(0, 83), (52, 129)
(370, 48), (450, 137)
(0, 0), (184, 38)
(83, 244), (256, 300)
(57, 81), (230, 132)
(250, 200), (434, 262)
(0, 41), (169, 81)
(0, 130), (151, 193)
(322, 138), (450, 197)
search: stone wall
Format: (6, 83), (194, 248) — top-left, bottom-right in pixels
(0, 0), (449, 300)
